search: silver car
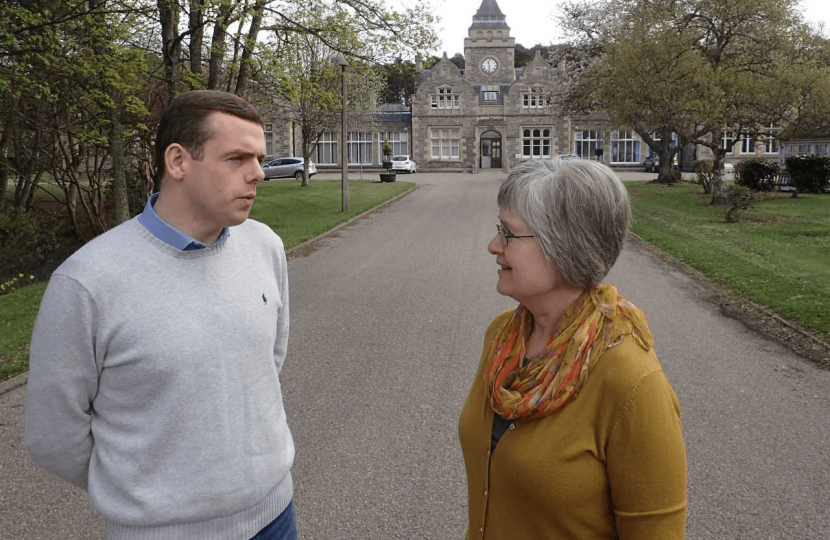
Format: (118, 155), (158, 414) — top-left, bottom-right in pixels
(262, 157), (317, 180)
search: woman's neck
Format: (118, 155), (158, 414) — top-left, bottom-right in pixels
(524, 285), (586, 356)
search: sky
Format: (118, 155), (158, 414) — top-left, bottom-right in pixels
(418, 0), (830, 57)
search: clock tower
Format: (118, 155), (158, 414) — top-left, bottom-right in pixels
(464, 0), (515, 84)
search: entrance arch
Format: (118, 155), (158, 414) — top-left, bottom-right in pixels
(480, 131), (502, 169)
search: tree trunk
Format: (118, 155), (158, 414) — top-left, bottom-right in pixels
(158, 0), (182, 102)
(22, 171), (43, 212)
(710, 149), (728, 205)
(226, 9), (248, 93)
(188, 0), (204, 80)
(0, 119), (10, 209)
(301, 142), (312, 187)
(655, 127), (676, 183)
(110, 111), (129, 224)
(234, 0), (266, 97)
(207, 3), (234, 90)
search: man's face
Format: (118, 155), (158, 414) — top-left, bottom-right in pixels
(180, 112), (265, 238)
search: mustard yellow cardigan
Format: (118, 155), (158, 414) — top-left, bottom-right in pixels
(458, 309), (687, 539)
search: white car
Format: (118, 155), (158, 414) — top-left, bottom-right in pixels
(389, 155), (417, 174)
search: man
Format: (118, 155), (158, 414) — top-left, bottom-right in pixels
(24, 90), (297, 540)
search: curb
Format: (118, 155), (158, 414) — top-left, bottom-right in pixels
(0, 371), (28, 396)
(628, 231), (830, 352)
(0, 185), (419, 394)
(285, 184), (418, 259)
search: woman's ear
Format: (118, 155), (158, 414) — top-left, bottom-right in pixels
(163, 143), (188, 183)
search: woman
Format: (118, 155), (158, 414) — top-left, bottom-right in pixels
(458, 157), (687, 539)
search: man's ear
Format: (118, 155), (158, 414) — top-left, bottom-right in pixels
(164, 143), (188, 183)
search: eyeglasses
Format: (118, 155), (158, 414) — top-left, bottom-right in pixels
(496, 223), (535, 247)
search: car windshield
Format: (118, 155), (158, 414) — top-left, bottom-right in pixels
(392, 156), (407, 161)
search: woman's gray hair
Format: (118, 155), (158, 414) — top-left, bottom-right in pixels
(498, 157), (632, 288)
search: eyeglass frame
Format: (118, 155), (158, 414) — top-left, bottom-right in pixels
(496, 223), (536, 247)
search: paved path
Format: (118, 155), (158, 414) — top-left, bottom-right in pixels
(1, 170), (828, 539)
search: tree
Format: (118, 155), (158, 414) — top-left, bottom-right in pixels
(378, 58), (417, 105)
(553, 0), (830, 200)
(251, 5), (386, 186)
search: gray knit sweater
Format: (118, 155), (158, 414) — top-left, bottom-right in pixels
(24, 217), (294, 540)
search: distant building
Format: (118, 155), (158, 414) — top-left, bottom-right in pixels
(778, 116), (830, 169)
(411, 0), (564, 172)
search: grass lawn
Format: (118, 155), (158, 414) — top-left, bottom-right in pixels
(0, 179), (414, 382)
(627, 181), (830, 340)
(0, 283), (47, 381)
(250, 179), (414, 247)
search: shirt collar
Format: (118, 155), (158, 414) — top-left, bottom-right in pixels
(137, 193), (229, 251)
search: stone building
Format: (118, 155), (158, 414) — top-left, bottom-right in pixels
(411, 0), (567, 172)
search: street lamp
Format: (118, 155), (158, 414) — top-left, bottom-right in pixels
(334, 52), (348, 212)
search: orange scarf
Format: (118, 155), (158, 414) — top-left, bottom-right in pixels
(486, 284), (654, 420)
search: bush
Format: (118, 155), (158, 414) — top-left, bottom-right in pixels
(736, 158), (781, 192)
(723, 185), (758, 223)
(695, 160), (716, 194)
(732, 159), (747, 185)
(0, 208), (60, 295)
(785, 154), (830, 194)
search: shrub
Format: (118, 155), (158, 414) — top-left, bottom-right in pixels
(695, 160), (716, 194)
(785, 154), (830, 194)
(737, 158), (781, 192)
(723, 185), (758, 223)
(0, 208), (59, 295)
(732, 159), (747, 185)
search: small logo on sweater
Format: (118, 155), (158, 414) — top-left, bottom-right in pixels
(262, 293), (267, 305)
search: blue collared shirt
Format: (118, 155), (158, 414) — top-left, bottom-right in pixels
(137, 193), (229, 250)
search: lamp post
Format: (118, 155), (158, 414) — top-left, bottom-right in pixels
(334, 52), (349, 212)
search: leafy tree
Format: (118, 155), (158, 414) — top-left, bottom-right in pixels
(553, 0), (830, 201)
(378, 58), (417, 105)
(251, 4), (389, 186)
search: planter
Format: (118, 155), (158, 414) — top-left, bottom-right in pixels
(379, 173), (397, 182)
(382, 161), (393, 169)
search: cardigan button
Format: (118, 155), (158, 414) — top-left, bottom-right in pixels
(508, 423), (516, 430)
(484, 489), (488, 497)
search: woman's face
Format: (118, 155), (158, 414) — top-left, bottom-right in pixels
(488, 206), (565, 305)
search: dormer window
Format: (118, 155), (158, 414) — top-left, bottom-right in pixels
(523, 88), (547, 109)
(431, 87), (461, 110)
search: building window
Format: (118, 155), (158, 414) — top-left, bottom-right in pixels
(431, 88), (460, 110)
(611, 130), (641, 163)
(430, 128), (460, 160)
(522, 128), (551, 158)
(764, 135), (779, 154)
(816, 144), (829, 156)
(574, 129), (604, 160)
(740, 135), (753, 154)
(483, 91), (498, 103)
(347, 131), (373, 165)
(314, 132), (337, 165)
(263, 123), (273, 156)
(762, 124), (780, 154)
(722, 131), (735, 154)
(379, 131), (408, 158)
(522, 91), (547, 109)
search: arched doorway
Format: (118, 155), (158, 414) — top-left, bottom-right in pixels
(480, 131), (502, 169)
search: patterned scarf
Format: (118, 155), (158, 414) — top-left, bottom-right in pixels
(486, 284), (654, 420)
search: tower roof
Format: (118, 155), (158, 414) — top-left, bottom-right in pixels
(470, 0), (508, 29)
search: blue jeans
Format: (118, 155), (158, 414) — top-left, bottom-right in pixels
(251, 500), (297, 540)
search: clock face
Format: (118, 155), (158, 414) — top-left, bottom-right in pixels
(482, 58), (498, 74)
